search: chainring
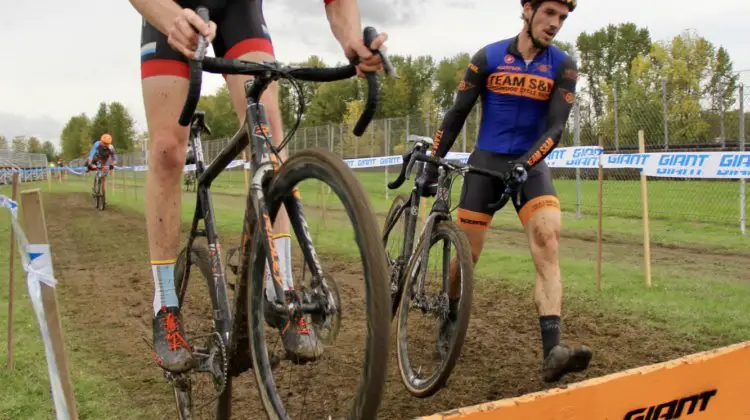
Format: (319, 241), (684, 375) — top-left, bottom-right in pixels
(310, 272), (342, 346)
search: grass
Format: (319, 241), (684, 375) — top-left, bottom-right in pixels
(24, 171), (750, 344)
(0, 199), (153, 419)
(58, 166), (750, 252)
(1, 167), (747, 415)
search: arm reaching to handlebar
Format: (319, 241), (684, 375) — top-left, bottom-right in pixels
(324, 0), (388, 76)
(430, 47), (488, 159)
(129, 0), (217, 59)
(414, 47), (488, 197)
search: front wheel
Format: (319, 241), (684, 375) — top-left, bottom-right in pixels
(247, 148), (391, 419)
(98, 176), (106, 211)
(396, 220), (474, 398)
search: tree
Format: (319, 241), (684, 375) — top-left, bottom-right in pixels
(600, 29), (723, 147)
(41, 141), (57, 162)
(576, 23), (651, 118)
(0, 136), (6, 150)
(196, 85), (238, 140)
(91, 102), (110, 142)
(27, 136), (42, 154)
(12, 136), (26, 153)
(61, 113), (91, 160)
(552, 40), (575, 55)
(107, 102), (137, 152)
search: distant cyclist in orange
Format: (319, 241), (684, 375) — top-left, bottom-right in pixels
(86, 133), (118, 180)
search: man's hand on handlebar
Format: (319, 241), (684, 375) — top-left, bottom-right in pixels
(342, 31), (389, 78)
(509, 161), (528, 185)
(415, 162), (439, 198)
(167, 8), (217, 59)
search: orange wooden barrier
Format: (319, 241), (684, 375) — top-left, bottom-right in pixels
(420, 341), (750, 420)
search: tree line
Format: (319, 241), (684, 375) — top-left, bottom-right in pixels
(0, 135), (58, 163)
(59, 101), (139, 161)
(51, 22), (747, 163)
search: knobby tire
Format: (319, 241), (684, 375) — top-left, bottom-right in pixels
(246, 148), (391, 420)
(396, 221), (474, 398)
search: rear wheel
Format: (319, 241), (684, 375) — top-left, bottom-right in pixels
(247, 148), (391, 419)
(396, 220), (473, 398)
(382, 194), (410, 319)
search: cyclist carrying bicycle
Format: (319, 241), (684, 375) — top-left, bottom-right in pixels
(86, 133), (118, 173)
(416, 0), (592, 383)
(130, 0), (389, 373)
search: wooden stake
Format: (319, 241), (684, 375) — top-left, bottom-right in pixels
(6, 173), (19, 369)
(596, 136), (603, 292)
(19, 189), (79, 420)
(639, 130), (652, 288)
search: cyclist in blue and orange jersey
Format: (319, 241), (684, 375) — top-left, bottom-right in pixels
(416, 0), (592, 383)
(86, 133), (118, 173)
(129, 0), (389, 374)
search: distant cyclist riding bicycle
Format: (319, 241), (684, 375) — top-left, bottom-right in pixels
(130, 0), (388, 374)
(415, 0), (593, 383)
(86, 133), (118, 174)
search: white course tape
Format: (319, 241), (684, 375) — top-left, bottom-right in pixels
(1, 194), (70, 420)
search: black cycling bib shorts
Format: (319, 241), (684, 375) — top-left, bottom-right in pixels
(139, 0), (274, 80)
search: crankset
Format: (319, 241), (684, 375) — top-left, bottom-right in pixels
(307, 272), (342, 346)
(193, 331), (228, 408)
(163, 331), (228, 412)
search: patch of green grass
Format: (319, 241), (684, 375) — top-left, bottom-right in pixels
(0, 205), (152, 419)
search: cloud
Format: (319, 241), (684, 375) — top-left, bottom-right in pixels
(0, 113), (63, 149)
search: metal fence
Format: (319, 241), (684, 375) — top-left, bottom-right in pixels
(110, 82), (747, 234)
(0, 149), (50, 184)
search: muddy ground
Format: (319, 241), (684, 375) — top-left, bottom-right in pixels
(44, 192), (739, 419)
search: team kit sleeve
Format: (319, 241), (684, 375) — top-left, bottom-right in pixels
(517, 55), (579, 169)
(87, 141), (100, 162)
(431, 47), (490, 158)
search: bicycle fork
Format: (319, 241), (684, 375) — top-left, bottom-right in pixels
(245, 102), (331, 320)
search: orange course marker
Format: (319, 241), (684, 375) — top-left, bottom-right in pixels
(420, 342), (750, 420)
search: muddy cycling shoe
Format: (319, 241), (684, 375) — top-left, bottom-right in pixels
(263, 289), (324, 363)
(542, 343), (593, 383)
(279, 315), (324, 363)
(152, 306), (195, 373)
(435, 298), (460, 359)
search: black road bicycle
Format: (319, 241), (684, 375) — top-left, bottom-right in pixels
(90, 163), (110, 211)
(382, 138), (520, 398)
(168, 7), (396, 419)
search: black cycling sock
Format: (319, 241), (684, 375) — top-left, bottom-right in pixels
(540, 315), (561, 359)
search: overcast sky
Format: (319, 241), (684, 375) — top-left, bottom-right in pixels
(4, 0), (750, 150)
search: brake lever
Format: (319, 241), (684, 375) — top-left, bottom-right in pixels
(361, 27), (398, 79)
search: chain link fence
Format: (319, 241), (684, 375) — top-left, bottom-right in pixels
(67, 80), (747, 237)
